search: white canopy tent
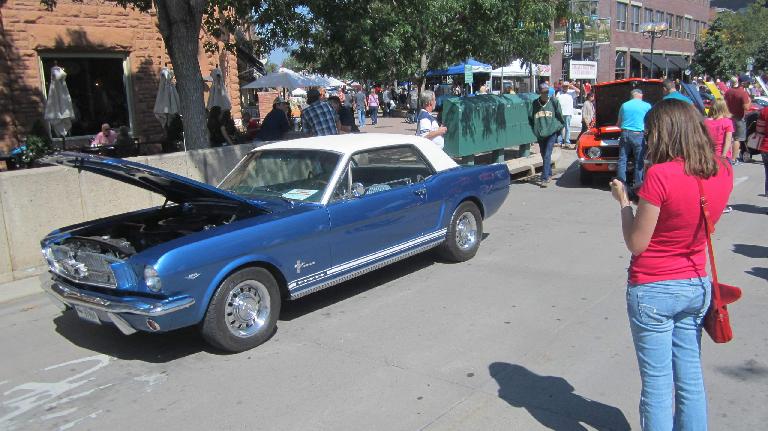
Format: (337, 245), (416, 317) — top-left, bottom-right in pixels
(44, 66), (75, 148)
(491, 60), (534, 77)
(241, 67), (316, 91)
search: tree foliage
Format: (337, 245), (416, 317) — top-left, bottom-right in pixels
(692, 0), (768, 78)
(292, 0), (566, 84)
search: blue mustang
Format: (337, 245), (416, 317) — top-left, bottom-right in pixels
(40, 134), (510, 352)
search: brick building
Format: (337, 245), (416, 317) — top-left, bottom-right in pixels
(550, 0), (712, 84)
(0, 0), (241, 153)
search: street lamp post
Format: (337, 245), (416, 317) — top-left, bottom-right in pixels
(640, 22), (669, 78)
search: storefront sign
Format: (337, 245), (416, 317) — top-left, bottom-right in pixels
(536, 64), (551, 77)
(569, 61), (598, 80)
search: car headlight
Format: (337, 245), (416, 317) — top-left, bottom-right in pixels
(586, 147), (601, 159)
(144, 265), (162, 292)
(42, 247), (62, 273)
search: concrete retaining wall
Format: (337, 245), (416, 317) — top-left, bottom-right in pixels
(0, 143), (259, 282)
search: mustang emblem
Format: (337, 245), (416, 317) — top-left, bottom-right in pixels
(185, 273), (201, 280)
(294, 260), (315, 274)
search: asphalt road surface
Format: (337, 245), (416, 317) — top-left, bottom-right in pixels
(1, 151), (766, 431)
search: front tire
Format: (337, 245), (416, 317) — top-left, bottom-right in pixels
(437, 201), (483, 262)
(201, 267), (281, 353)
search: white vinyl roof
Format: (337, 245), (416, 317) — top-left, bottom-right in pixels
(256, 133), (459, 172)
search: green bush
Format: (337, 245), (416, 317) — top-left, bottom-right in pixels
(21, 135), (54, 166)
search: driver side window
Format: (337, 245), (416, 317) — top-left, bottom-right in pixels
(349, 146), (433, 196)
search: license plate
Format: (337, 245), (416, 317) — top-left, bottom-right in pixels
(74, 305), (101, 325)
(608, 164), (617, 171)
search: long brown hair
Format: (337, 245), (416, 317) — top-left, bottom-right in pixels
(644, 99), (727, 178)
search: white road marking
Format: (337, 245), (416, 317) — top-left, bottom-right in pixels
(0, 355), (110, 427)
(57, 410), (103, 431)
(735, 176), (749, 187)
(39, 407), (78, 421)
(134, 372), (167, 392)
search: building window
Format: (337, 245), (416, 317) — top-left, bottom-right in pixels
(631, 5), (641, 32)
(656, 10), (664, 25)
(666, 13), (674, 37)
(693, 20), (700, 41)
(684, 17), (692, 40)
(645, 8), (654, 24)
(675, 16), (683, 38)
(41, 55), (130, 137)
(616, 2), (627, 31)
(615, 51), (626, 80)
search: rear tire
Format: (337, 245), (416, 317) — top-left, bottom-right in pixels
(437, 201), (483, 262)
(201, 267), (281, 353)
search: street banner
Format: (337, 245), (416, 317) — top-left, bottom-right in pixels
(554, 18), (610, 44)
(464, 64), (473, 84)
(569, 61), (598, 80)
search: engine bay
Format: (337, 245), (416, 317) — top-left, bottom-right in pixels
(59, 202), (253, 255)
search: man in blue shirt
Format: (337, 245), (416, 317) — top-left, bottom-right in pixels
(301, 89), (340, 136)
(616, 88), (652, 187)
(662, 79), (693, 104)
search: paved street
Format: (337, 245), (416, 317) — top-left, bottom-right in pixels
(0, 148), (765, 431)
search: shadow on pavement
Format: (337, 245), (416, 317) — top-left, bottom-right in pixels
(280, 251), (437, 321)
(555, 160), (611, 190)
(733, 244), (768, 259)
(489, 362), (631, 431)
(730, 203), (767, 215)
(746, 267), (768, 281)
(53, 311), (211, 363)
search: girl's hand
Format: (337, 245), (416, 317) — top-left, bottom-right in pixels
(610, 179), (630, 207)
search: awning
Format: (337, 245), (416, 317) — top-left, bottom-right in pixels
(666, 55), (689, 71)
(425, 58), (492, 76)
(630, 52), (652, 69)
(646, 54), (673, 73)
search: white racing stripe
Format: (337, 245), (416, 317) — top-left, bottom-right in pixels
(288, 229), (447, 290)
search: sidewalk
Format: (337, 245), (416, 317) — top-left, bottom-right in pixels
(0, 275), (44, 303)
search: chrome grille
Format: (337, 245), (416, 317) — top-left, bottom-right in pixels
(48, 244), (120, 288)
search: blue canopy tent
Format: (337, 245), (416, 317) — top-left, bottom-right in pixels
(425, 58), (493, 77)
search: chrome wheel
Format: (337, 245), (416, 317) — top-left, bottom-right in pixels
(225, 280), (271, 338)
(455, 211), (478, 251)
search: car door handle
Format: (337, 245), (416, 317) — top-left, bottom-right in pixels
(413, 188), (427, 197)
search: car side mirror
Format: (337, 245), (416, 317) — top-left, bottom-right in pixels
(351, 182), (366, 198)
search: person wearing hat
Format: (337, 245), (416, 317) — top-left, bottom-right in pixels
(616, 88), (652, 189)
(529, 82), (565, 187)
(301, 88), (339, 136)
(255, 96), (291, 141)
(724, 74), (752, 164)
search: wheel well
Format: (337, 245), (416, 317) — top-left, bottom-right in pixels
(460, 197), (485, 219)
(224, 261), (289, 300)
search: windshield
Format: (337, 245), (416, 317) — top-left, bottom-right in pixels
(219, 149), (341, 203)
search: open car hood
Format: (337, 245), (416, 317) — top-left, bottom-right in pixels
(594, 79), (664, 128)
(42, 152), (255, 206)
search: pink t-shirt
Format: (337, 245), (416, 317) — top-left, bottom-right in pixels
(704, 117), (734, 158)
(367, 93), (379, 107)
(631, 159), (733, 285)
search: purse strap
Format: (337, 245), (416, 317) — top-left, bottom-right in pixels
(696, 177), (721, 305)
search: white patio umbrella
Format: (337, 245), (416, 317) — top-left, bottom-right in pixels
(325, 76), (345, 87)
(44, 66), (74, 149)
(291, 88), (307, 97)
(153, 67), (180, 128)
(206, 67), (231, 110)
(241, 67), (315, 91)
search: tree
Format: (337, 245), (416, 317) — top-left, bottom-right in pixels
(264, 62), (279, 73)
(41, 0), (301, 150)
(293, 0), (566, 87)
(693, 0), (768, 78)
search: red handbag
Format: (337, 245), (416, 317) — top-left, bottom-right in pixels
(697, 178), (742, 343)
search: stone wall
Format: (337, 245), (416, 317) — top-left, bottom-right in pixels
(0, 0), (240, 152)
(0, 143), (259, 283)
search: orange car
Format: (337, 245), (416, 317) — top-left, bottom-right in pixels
(577, 78), (664, 185)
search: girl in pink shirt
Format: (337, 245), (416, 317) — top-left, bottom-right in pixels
(367, 91), (379, 126)
(704, 99), (734, 158)
(610, 99), (733, 430)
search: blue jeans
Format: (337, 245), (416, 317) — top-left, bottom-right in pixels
(369, 106), (378, 125)
(618, 130), (646, 187)
(357, 109), (366, 127)
(627, 277), (711, 431)
(538, 132), (558, 181)
(560, 115), (572, 144)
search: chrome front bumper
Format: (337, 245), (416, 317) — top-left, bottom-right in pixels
(579, 158), (618, 165)
(41, 275), (196, 335)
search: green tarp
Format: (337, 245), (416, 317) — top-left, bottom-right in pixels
(442, 94), (537, 158)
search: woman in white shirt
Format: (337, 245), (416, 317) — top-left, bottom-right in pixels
(415, 90), (447, 149)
